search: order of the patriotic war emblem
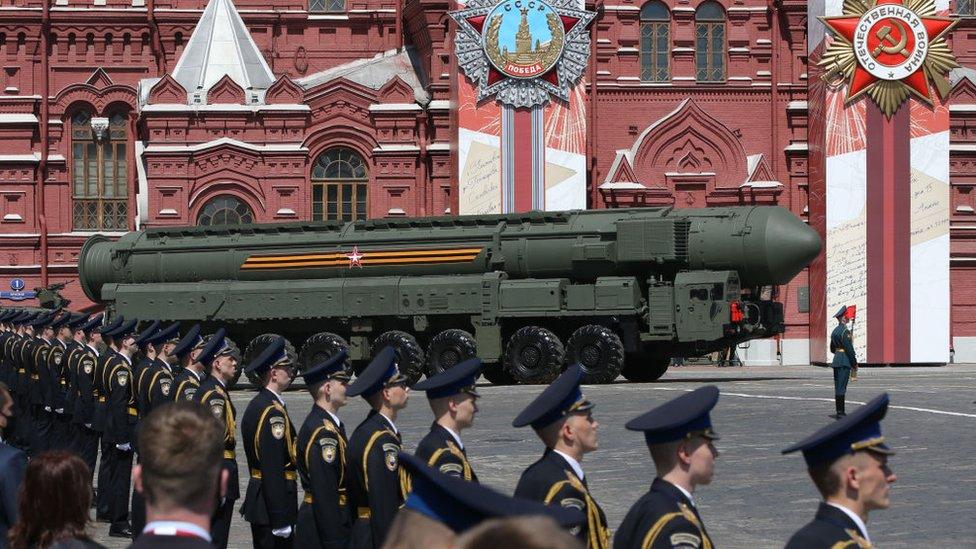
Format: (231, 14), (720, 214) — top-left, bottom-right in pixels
(451, 0), (595, 108)
(820, 0), (958, 116)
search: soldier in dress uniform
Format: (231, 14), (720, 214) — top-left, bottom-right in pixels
(47, 311), (75, 451)
(512, 364), (609, 549)
(412, 358), (482, 481)
(171, 324), (206, 402)
(829, 306), (858, 418)
(240, 336), (299, 549)
(93, 314), (125, 521)
(295, 350), (353, 549)
(28, 311), (56, 454)
(783, 394), (897, 548)
(130, 322), (182, 536)
(68, 313), (103, 481)
(131, 320), (161, 405)
(62, 313), (90, 455)
(395, 451), (583, 540)
(345, 347), (410, 549)
(138, 323), (181, 417)
(103, 318), (139, 538)
(8, 312), (37, 451)
(613, 386), (720, 549)
(192, 328), (240, 549)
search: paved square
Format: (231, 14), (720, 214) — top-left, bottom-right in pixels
(91, 363), (976, 547)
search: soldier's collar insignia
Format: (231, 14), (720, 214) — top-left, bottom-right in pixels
(820, 0), (959, 117)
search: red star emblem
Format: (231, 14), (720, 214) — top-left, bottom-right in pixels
(345, 245), (364, 268)
(823, 0), (955, 101)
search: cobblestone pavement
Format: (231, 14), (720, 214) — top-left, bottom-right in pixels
(90, 363), (976, 548)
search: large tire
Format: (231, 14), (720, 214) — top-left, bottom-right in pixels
(299, 332), (350, 373)
(371, 331), (426, 386)
(481, 361), (517, 386)
(242, 334), (297, 387)
(566, 325), (625, 384)
(504, 326), (564, 385)
(621, 354), (670, 383)
(425, 329), (477, 376)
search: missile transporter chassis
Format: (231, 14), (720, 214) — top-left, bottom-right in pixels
(79, 206), (821, 386)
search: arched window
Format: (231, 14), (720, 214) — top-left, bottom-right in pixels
(640, 1), (670, 82)
(196, 195), (254, 226)
(695, 1), (726, 82)
(310, 0), (344, 12)
(311, 147), (369, 222)
(71, 110), (128, 230)
(960, 0), (975, 15)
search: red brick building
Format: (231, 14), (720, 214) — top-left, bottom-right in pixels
(1, 0), (975, 364)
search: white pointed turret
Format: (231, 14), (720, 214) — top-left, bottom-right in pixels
(171, 0), (275, 97)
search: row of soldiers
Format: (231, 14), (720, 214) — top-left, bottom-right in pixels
(0, 308), (897, 548)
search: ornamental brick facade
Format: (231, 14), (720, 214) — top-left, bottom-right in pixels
(1, 0), (975, 364)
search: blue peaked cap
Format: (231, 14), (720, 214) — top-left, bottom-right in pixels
(626, 385), (720, 445)
(512, 364), (593, 430)
(413, 358), (482, 399)
(782, 393), (894, 467)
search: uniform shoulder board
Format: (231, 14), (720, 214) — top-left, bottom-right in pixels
(669, 532), (702, 548)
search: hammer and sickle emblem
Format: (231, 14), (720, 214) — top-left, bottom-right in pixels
(871, 20), (910, 58)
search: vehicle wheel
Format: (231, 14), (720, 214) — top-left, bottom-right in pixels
(481, 361), (517, 386)
(426, 329), (477, 376)
(299, 332), (350, 373)
(566, 325), (625, 384)
(371, 331), (426, 386)
(504, 326), (564, 385)
(621, 354), (670, 383)
(242, 334), (297, 387)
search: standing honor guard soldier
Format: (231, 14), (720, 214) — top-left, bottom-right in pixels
(783, 394), (897, 548)
(295, 350), (353, 549)
(193, 328), (241, 549)
(93, 314), (124, 521)
(171, 324), (205, 402)
(103, 318), (139, 538)
(829, 306), (858, 418)
(132, 320), (161, 404)
(240, 336), (299, 549)
(345, 347), (411, 549)
(512, 364), (609, 549)
(29, 311), (56, 454)
(139, 323), (181, 417)
(412, 358), (482, 481)
(614, 386), (720, 549)
(46, 312), (74, 451)
(61, 313), (89, 456)
(68, 314), (103, 482)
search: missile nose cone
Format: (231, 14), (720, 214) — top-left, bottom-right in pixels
(762, 208), (822, 285)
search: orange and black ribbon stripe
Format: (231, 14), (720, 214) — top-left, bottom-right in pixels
(240, 247), (483, 270)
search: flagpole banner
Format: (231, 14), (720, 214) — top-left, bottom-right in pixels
(452, 0), (593, 215)
(814, 0), (956, 364)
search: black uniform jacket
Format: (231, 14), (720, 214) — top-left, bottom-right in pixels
(346, 410), (406, 549)
(785, 502), (872, 549)
(48, 340), (70, 413)
(296, 405), (350, 549)
(240, 388), (298, 530)
(104, 353), (136, 446)
(92, 347), (118, 433)
(613, 478), (713, 549)
(140, 359), (176, 418)
(193, 377), (240, 501)
(69, 345), (99, 426)
(173, 368), (203, 402)
(414, 423), (478, 482)
(514, 448), (609, 549)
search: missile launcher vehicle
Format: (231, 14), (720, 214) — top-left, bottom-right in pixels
(78, 205), (821, 385)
